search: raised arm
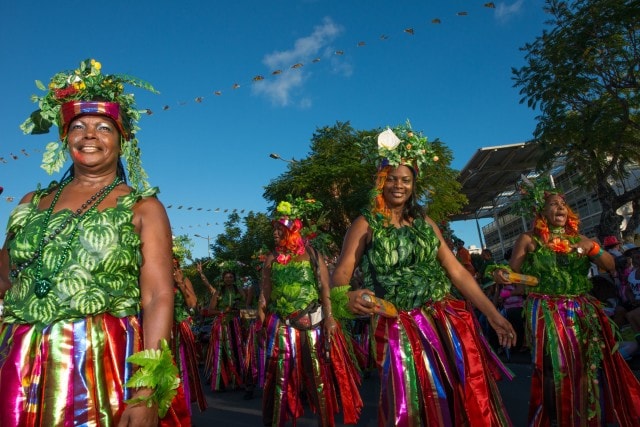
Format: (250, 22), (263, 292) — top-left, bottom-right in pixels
(175, 269), (197, 310)
(196, 262), (217, 300)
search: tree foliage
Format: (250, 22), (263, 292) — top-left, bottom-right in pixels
(513, 0), (640, 238)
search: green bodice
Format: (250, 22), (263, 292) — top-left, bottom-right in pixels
(360, 211), (450, 310)
(174, 286), (190, 323)
(521, 237), (592, 296)
(4, 182), (158, 329)
(268, 260), (319, 318)
(217, 286), (242, 311)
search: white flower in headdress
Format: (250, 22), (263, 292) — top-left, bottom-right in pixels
(377, 128), (401, 150)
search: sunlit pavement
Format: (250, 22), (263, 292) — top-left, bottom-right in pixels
(190, 354), (640, 426)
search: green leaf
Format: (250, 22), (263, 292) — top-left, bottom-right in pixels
(35, 80), (46, 91)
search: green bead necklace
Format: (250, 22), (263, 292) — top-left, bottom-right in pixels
(31, 176), (122, 298)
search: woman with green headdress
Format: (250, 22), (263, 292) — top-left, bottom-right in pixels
(260, 196), (363, 427)
(171, 242), (207, 413)
(202, 263), (247, 392)
(492, 178), (640, 426)
(330, 122), (516, 426)
(0, 59), (189, 426)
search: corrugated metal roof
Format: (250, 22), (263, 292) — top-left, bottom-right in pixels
(452, 142), (541, 221)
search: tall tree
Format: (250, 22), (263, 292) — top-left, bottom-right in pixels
(513, 0), (640, 239)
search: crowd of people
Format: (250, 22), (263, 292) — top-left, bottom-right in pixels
(0, 59), (639, 426)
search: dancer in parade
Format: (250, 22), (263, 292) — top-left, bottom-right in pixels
(492, 178), (640, 426)
(330, 122), (515, 426)
(0, 59), (189, 425)
(171, 248), (207, 413)
(203, 267), (246, 391)
(260, 197), (362, 427)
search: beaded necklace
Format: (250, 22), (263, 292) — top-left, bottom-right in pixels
(11, 177), (122, 298)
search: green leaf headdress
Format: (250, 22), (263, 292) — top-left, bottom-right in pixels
(358, 120), (440, 184)
(511, 174), (561, 217)
(358, 120), (441, 217)
(20, 59), (159, 189)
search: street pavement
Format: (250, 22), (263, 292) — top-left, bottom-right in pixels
(190, 350), (640, 426)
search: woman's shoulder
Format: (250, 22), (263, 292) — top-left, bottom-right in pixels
(119, 185), (160, 209)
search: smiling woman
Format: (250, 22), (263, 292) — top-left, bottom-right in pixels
(0, 59), (191, 426)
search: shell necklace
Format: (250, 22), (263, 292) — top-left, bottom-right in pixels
(14, 177), (122, 298)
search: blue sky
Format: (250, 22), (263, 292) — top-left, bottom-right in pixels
(0, 0), (548, 259)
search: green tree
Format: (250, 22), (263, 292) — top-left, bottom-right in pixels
(206, 211), (273, 281)
(263, 121), (467, 252)
(513, 0), (640, 239)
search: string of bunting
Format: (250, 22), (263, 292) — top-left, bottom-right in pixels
(142, 3), (497, 114)
(1, 3), (498, 204)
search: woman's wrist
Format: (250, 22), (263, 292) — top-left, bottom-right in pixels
(329, 285), (355, 320)
(587, 242), (603, 258)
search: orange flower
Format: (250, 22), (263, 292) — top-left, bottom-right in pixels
(548, 237), (571, 253)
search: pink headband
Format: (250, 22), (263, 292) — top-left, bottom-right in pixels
(59, 101), (129, 140)
(274, 217), (302, 233)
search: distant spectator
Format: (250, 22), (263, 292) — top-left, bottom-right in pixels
(475, 249), (494, 284)
(603, 235), (623, 257)
(623, 250), (640, 345)
(455, 240), (476, 275)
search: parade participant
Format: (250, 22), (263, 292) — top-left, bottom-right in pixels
(330, 123), (515, 427)
(455, 239), (476, 275)
(492, 177), (640, 426)
(0, 59), (189, 425)
(171, 247), (207, 412)
(238, 275), (261, 400)
(203, 266), (246, 391)
(260, 197), (362, 427)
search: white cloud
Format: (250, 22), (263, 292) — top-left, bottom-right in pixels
(253, 17), (344, 107)
(495, 0), (525, 23)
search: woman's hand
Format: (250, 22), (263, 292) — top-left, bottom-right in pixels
(487, 312), (517, 348)
(118, 389), (158, 427)
(571, 238), (594, 257)
(492, 268), (512, 285)
(323, 314), (338, 340)
(173, 266), (184, 286)
(346, 289), (376, 316)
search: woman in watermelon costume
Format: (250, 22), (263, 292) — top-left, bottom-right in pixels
(330, 123), (516, 427)
(0, 59), (189, 426)
(492, 179), (640, 426)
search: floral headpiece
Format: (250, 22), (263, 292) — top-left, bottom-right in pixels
(20, 59), (159, 189)
(273, 195), (326, 264)
(359, 120), (439, 178)
(273, 195), (324, 239)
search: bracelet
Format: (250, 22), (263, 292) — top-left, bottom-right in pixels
(587, 242), (601, 257)
(329, 286), (356, 320)
(125, 338), (180, 418)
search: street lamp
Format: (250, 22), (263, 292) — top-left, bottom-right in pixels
(193, 234), (212, 258)
(269, 153), (297, 163)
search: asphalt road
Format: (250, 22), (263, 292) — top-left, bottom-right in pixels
(189, 350), (640, 426)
